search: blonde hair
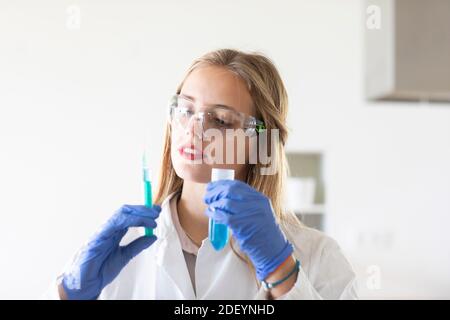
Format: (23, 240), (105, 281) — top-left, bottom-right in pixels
(154, 48), (303, 286)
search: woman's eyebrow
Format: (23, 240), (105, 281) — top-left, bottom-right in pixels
(179, 93), (237, 112)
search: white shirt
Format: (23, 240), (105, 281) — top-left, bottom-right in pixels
(45, 192), (358, 300)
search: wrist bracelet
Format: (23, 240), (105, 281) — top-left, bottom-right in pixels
(261, 259), (300, 291)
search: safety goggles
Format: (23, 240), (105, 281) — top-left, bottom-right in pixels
(168, 94), (266, 136)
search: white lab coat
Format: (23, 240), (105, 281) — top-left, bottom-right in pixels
(45, 192), (358, 300)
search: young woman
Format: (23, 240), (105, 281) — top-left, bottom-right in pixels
(48, 49), (357, 300)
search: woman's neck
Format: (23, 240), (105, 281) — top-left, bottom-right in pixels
(177, 180), (209, 245)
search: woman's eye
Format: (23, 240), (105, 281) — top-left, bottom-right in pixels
(177, 99), (195, 114)
(213, 117), (233, 128)
(177, 107), (193, 116)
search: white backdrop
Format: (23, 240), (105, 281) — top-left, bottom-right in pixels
(1, 0), (449, 299)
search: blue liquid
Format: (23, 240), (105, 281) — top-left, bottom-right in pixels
(209, 219), (229, 251)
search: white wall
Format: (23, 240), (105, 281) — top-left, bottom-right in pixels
(1, 0), (449, 299)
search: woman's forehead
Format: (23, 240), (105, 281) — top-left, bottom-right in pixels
(180, 65), (254, 116)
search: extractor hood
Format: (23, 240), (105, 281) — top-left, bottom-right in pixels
(365, 0), (450, 102)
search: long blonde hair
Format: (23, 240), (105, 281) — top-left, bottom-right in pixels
(154, 48), (303, 286)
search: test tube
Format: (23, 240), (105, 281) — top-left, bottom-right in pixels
(142, 153), (153, 236)
(209, 168), (235, 250)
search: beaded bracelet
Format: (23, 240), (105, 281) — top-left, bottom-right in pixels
(261, 259), (300, 291)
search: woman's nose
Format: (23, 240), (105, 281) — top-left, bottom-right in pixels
(184, 114), (203, 139)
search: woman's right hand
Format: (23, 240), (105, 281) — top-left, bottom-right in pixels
(59, 204), (161, 300)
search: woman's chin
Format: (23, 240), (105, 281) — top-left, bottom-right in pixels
(173, 162), (212, 184)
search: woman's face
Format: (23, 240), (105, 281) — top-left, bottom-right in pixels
(170, 65), (255, 183)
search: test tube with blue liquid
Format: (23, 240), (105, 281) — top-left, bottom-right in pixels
(209, 168), (235, 250)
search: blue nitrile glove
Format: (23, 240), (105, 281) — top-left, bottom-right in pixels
(204, 180), (293, 281)
(61, 204), (161, 300)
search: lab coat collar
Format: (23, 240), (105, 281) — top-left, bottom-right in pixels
(154, 191), (179, 239)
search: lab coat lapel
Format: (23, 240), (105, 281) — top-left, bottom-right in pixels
(154, 193), (196, 299)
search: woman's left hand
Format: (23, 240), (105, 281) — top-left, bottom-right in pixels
(204, 180), (293, 281)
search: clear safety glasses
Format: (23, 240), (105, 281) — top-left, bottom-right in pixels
(168, 94), (266, 136)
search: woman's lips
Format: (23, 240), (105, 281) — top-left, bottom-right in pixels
(178, 145), (204, 161)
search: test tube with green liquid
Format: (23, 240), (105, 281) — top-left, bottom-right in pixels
(143, 154), (153, 236)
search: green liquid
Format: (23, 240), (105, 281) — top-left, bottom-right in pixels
(144, 179), (153, 236)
